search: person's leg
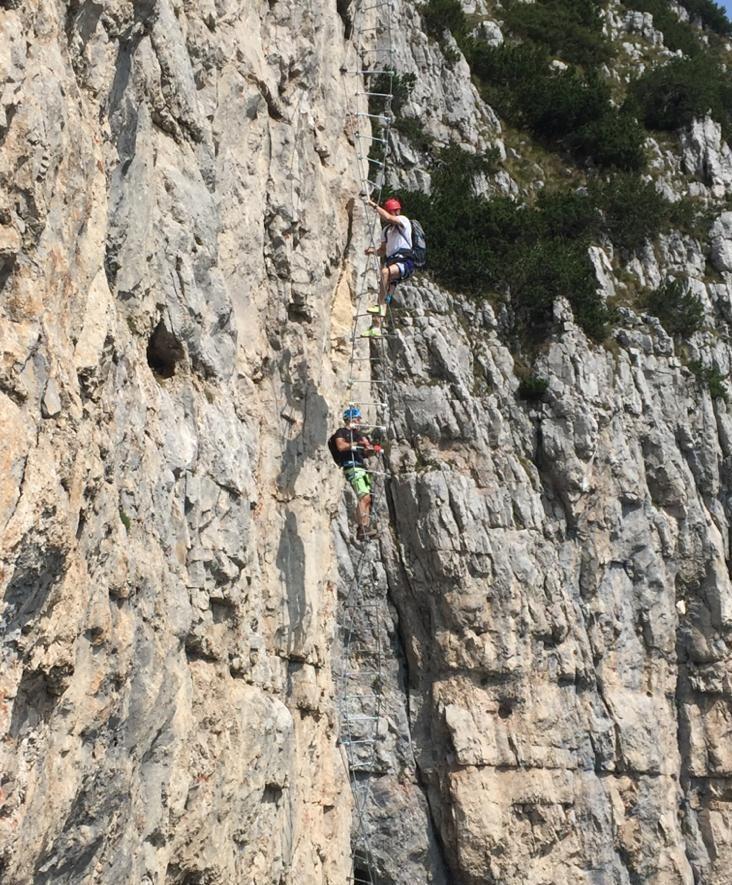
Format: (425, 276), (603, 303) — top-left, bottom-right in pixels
(349, 469), (371, 526)
(357, 493), (371, 528)
(372, 264), (401, 328)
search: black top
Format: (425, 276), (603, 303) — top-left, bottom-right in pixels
(332, 426), (371, 468)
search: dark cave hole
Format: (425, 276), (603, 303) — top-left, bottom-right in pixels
(498, 700), (514, 719)
(146, 320), (184, 378)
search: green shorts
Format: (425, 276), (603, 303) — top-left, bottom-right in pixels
(344, 466), (372, 499)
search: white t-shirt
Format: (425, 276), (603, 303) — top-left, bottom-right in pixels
(381, 216), (412, 258)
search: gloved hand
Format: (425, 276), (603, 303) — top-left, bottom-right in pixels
(373, 444), (383, 454)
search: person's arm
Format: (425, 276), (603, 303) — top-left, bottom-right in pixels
(368, 198), (402, 226)
(335, 430), (369, 453)
(366, 241), (386, 256)
(335, 433), (353, 452)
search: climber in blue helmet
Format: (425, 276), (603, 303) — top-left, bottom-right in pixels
(327, 406), (382, 541)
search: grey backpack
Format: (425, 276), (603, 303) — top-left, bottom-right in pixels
(411, 219), (427, 268)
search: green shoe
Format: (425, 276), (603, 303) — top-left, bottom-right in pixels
(366, 304), (386, 316)
(360, 326), (383, 339)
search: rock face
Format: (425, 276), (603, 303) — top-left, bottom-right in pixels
(0, 0), (358, 881)
(2, 1), (732, 884)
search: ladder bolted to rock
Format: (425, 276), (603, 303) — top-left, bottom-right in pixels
(338, 1), (401, 883)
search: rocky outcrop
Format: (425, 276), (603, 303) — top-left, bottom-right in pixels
(681, 117), (732, 199)
(365, 279), (732, 882)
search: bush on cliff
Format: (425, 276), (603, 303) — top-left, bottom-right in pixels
(679, 0), (732, 35)
(623, 0), (702, 56)
(644, 279), (704, 336)
(422, 0), (468, 44)
(398, 148), (698, 341)
(628, 55), (732, 134)
(468, 42), (646, 170)
(501, 0), (611, 68)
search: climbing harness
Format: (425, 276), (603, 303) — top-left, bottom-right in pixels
(337, 1), (401, 882)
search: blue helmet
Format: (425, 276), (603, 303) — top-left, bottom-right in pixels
(343, 406), (361, 422)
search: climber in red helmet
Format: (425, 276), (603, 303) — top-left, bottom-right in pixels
(361, 195), (414, 338)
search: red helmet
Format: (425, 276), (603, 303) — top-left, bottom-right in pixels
(383, 197), (402, 213)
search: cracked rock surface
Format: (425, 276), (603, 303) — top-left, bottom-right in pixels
(2, 0), (732, 884)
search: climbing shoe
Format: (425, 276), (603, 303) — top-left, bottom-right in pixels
(360, 326), (383, 339)
(366, 305), (386, 317)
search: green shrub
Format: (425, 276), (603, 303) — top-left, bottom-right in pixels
(502, 0), (612, 68)
(688, 360), (728, 399)
(509, 237), (610, 339)
(624, 0), (702, 55)
(517, 68), (610, 139)
(467, 40), (548, 88)
(393, 116), (434, 152)
(367, 72), (435, 153)
(468, 41), (644, 169)
(570, 110), (646, 170)
(400, 154), (612, 341)
(628, 55), (732, 133)
(589, 174), (672, 251)
(369, 72), (416, 118)
(431, 144), (500, 193)
(678, 0), (732, 35)
(532, 189), (602, 240)
(518, 374), (550, 401)
(644, 279), (704, 336)
(422, 0), (468, 44)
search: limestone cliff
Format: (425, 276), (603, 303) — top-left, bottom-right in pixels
(2, 1), (732, 884)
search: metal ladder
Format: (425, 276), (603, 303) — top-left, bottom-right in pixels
(338, 1), (398, 882)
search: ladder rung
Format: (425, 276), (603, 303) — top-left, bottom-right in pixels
(348, 69), (395, 75)
(355, 134), (388, 144)
(340, 739), (377, 746)
(354, 113), (393, 123)
(342, 715), (381, 722)
(357, 156), (384, 166)
(356, 91), (393, 98)
(337, 670), (382, 677)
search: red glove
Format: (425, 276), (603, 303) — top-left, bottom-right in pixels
(373, 444), (383, 454)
